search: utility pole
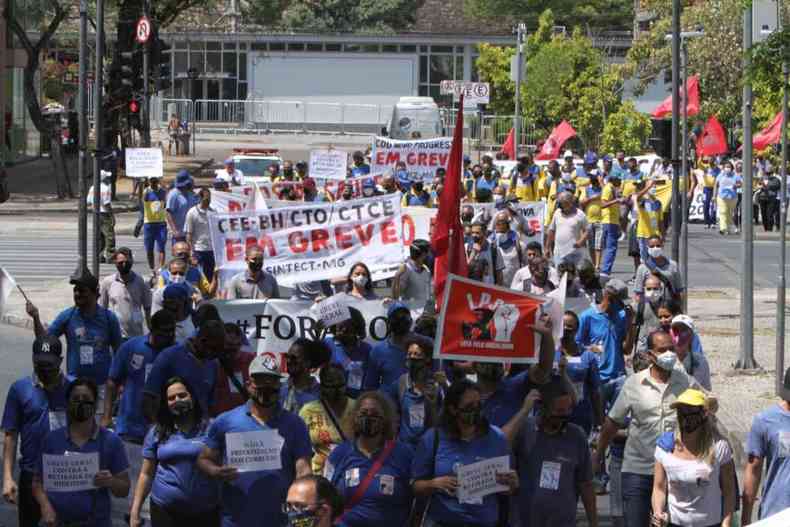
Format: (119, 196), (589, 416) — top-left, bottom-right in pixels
(513, 23), (525, 160)
(142, 0), (151, 147)
(680, 44), (689, 312)
(737, 5), (758, 370)
(777, 57), (788, 393)
(670, 0), (681, 263)
(92, 0), (105, 277)
(76, 0), (89, 278)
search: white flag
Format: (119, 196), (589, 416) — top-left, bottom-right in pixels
(0, 266), (17, 318)
(251, 182), (269, 212)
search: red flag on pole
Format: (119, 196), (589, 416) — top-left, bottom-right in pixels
(432, 93), (469, 308)
(499, 127), (516, 160)
(651, 75), (700, 118)
(534, 121), (577, 160)
(753, 111), (783, 151)
(696, 116), (728, 156)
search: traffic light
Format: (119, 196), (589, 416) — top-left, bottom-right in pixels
(119, 48), (143, 93)
(152, 38), (172, 93)
(129, 100), (140, 114)
(128, 97), (141, 129)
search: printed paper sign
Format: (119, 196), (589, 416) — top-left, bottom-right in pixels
(309, 150), (348, 180)
(125, 148), (163, 179)
(311, 294), (351, 327)
(370, 136), (452, 182)
(42, 452), (99, 492)
(226, 430), (284, 472)
(456, 456), (509, 504)
(435, 274), (545, 364)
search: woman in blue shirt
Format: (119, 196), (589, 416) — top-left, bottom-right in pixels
(325, 391), (414, 527)
(130, 376), (219, 527)
(412, 380), (518, 527)
(713, 160), (741, 235)
(32, 377), (130, 527)
(325, 307), (372, 398)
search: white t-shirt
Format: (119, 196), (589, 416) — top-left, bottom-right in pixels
(185, 205), (214, 252)
(549, 208), (588, 265)
(510, 265), (560, 290)
(655, 438), (733, 526)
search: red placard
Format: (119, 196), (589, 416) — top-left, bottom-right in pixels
(435, 274), (546, 364)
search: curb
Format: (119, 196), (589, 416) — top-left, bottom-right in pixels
(0, 203), (139, 215)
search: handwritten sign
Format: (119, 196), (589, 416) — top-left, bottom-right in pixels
(226, 430), (284, 472)
(42, 452), (99, 492)
(311, 294), (351, 328)
(125, 148), (164, 179)
(309, 149), (348, 180)
(456, 455), (510, 504)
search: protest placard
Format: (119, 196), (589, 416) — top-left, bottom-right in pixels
(42, 452), (99, 492)
(435, 274), (545, 364)
(456, 456), (510, 504)
(309, 149), (348, 180)
(226, 430), (284, 472)
(371, 136), (452, 182)
(311, 294), (351, 327)
(256, 174), (388, 202)
(207, 194), (404, 287)
(125, 148), (163, 179)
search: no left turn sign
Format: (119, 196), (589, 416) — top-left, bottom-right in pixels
(135, 17), (151, 44)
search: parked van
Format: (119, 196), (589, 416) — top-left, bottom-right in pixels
(388, 97), (441, 140)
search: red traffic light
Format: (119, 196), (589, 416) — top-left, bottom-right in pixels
(129, 100), (139, 113)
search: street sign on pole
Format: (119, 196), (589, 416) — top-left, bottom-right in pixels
(135, 16), (151, 44)
(440, 81), (490, 106)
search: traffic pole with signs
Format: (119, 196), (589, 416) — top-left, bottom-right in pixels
(136, 14), (151, 147)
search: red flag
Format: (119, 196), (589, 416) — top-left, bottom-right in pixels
(696, 116), (728, 156)
(753, 111), (783, 151)
(651, 75), (700, 118)
(499, 127), (515, 160)
(432, 93), (469, 308)
(534, 121), (577, 160)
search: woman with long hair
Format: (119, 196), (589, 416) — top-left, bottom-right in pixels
(651, 389), (735, 527)
(130, 376), (219, 527)
(343, 262), (378, 300)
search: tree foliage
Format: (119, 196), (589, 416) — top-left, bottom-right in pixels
(475, 44), (516, 115)
(279, 0), (416, 32)
(600, 101), (652, 154)
(465, 0), (633, 29)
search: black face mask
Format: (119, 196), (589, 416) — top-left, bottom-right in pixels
(252, 386), (279, 408)
(35, 366), (60, 386)
(543, 413), (571, 434)
(389, 315), (412, 336)
(679, 412), (706, 434)
(170, 399), (193, 416)
(116, 261), (132, 275)
(407, 359), (429, 380)
(334, 332), (358, 348)
(562, 328), (577, 342)
(151, 333), (175, 350)
(461, 214), (473, 223)
(356, 415), (384, 437)
(284, 168), (294, 177)
(457, 404), (482, 426)
(248, 260), (263, 273)
(69, 400), (95, 422)
(413, 183), (424, 192)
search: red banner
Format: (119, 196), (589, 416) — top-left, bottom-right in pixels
(651, 75), (700, 118)
(753, 111), (783, 152)
(696, 116), (728, 157)
(535, 121), (577, 161)
(435, 275), (546, 364)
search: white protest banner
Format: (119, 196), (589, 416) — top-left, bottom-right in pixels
(42, 452), (99, 492)
(309, 149), (348, 180)
(125, 148), (163, 179)
(457, 456), (509, 504)
(311, 294), (351, 327)
(688, 186), (705, 223)
(226, 430), (283, 472)
(371, 136), (452, 182)
(256, 174), (388, 202)
(211, 188), (257, 213)
(208, 194), (404, 287)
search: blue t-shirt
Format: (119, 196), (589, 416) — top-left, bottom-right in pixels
(576, 304), (627, 383)
(142, 422), (219, 512)
(716, 172), (740, 200)
(351, 165), (371, 178)
(404, 192), (431, 207)
(326, 440), (414, 527)
(600, 375), (627, 459)
(144, 341), (218, 416)
(367, 340), (408, 391)
(325, 336), (372, 399)
(555, 350), (600, 435)
(1, 375), (71, 472)
(412, 426), (510, 527)
(166, 188), (199, 232)
(746, 404), (790, 520)
(47, 306), (123, 385)
(383, 376), (443, 446)
(109, 336), (161, 440)
(36, 426), (129, 527)
(204, 402), (312, 527)
(279, 378), (320, 414)
(482, 371), (537, 428)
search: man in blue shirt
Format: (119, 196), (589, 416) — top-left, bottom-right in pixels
(576, 278), (635, 385)
(198, 354), (312, 527)
(165, 170), (198, 244)
(1, 336), (71, 527)
(143, 319), (224, 420)
(351, 151), (370, 178)
(26, 272), (122, 407)
(743, 366), (790, 523)
(366, 303), (417, 390)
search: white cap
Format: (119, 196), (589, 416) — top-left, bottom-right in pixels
(671, 314), (694, 331)
(249, 354), (282, 378)
(563, 150), (573, 159)
(100, 170), (112, 178)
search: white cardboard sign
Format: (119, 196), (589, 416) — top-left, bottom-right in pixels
(311, 294), (351, 327)
(125, 148), (164, 179)
(456, 456), (510, 504)
(42, 452), (99, 492)
(309, 150), (348, 180)
(226, 430), (284, 472)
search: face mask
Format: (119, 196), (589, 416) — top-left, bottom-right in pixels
(171, 399), (193, 416)
(461, 214), (473, 223)
(363, 188), (375, 197)
(335, 332), (358, 348)
(543, 413), (571, 433)
(562, 327), (576, 342)
(471, 235), (483, 245)
(151, 333), (175, 350)
(248, 260), (263, 273)
(252, 387), (279, 408)
(407, 358), (428, 380)
(389, 315), (412, 336)
(116, 261), (132, 274)
(287, 509), (319, 527)
(655, 351), (677, 372)
(284, 168), (294, 176)
(679, 412), (707, 434)
(496, 232), (509, 244)
(356, 415), (384, 437)
(457, 404), (482, 426)
(352, 275), (368, 288)
(647, 246), (664, 259)
(69, 400), (95, 422)
(170, 274), (185, 284)
(413, 183), (424, 192)
(35, 366), (59, 386)
(645, 288), (663, 303)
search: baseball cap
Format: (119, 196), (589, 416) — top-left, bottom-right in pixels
(175, 170), (194, 188)
(224, 158), (235, 165)
(671, 314), (695, 331)
(32, 336), (63, 365)
(249, 354), (282, 378)
(163, 283), (191, 301)
(69, 271), (99, 291)
(604, 278), (628, 301)
(387, 301), (410, 318)
(670, 389), (707, 409)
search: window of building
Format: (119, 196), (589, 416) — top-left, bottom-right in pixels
(269, 43), (285, 51)
(383, 45), (398, 52)
(307, 43), (323, 51)
(401, 45), (417, 53)
(223, 52), (237, 76)
(326, 43), (342, 51)
(251, 43), (266, 51)
(287, 43), (305, 51)
(207, 41), (221, 51)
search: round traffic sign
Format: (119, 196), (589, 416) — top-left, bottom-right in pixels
(135, 17), (151, 43)
(473, 83), (490, 97)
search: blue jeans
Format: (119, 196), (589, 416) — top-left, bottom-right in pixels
(703, 187), (716, 227)
(600, 223), (620, 275)
(621, 472), (654, 527)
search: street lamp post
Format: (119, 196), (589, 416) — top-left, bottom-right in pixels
(777, 59), (788, 395)
(187, 67), (198, 156)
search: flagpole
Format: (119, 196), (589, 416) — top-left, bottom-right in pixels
(670, 0), (682, 264)
(777, 58), (788, 395)
(15, 283), (31, 303)
(680, 43), (689, 312)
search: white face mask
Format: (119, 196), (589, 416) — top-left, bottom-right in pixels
(170, 275), (185, 284)
(352, 275), (368, 288)
(562, 173), (573, 182)
(647, 246), (664, 259)
(496, 232), (509, 244)
(655, 351), (677, 372)
(363, 188), (375, 197)
(645, 288), (663, 303)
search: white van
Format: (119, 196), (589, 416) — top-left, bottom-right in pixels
(388, 97), (441, 140)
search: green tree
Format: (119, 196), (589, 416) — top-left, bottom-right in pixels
(600, 101), (652, 154)
(475, 43), (516, 114)
(281, 0), (416, 32)
(465, 0), (633, 29)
